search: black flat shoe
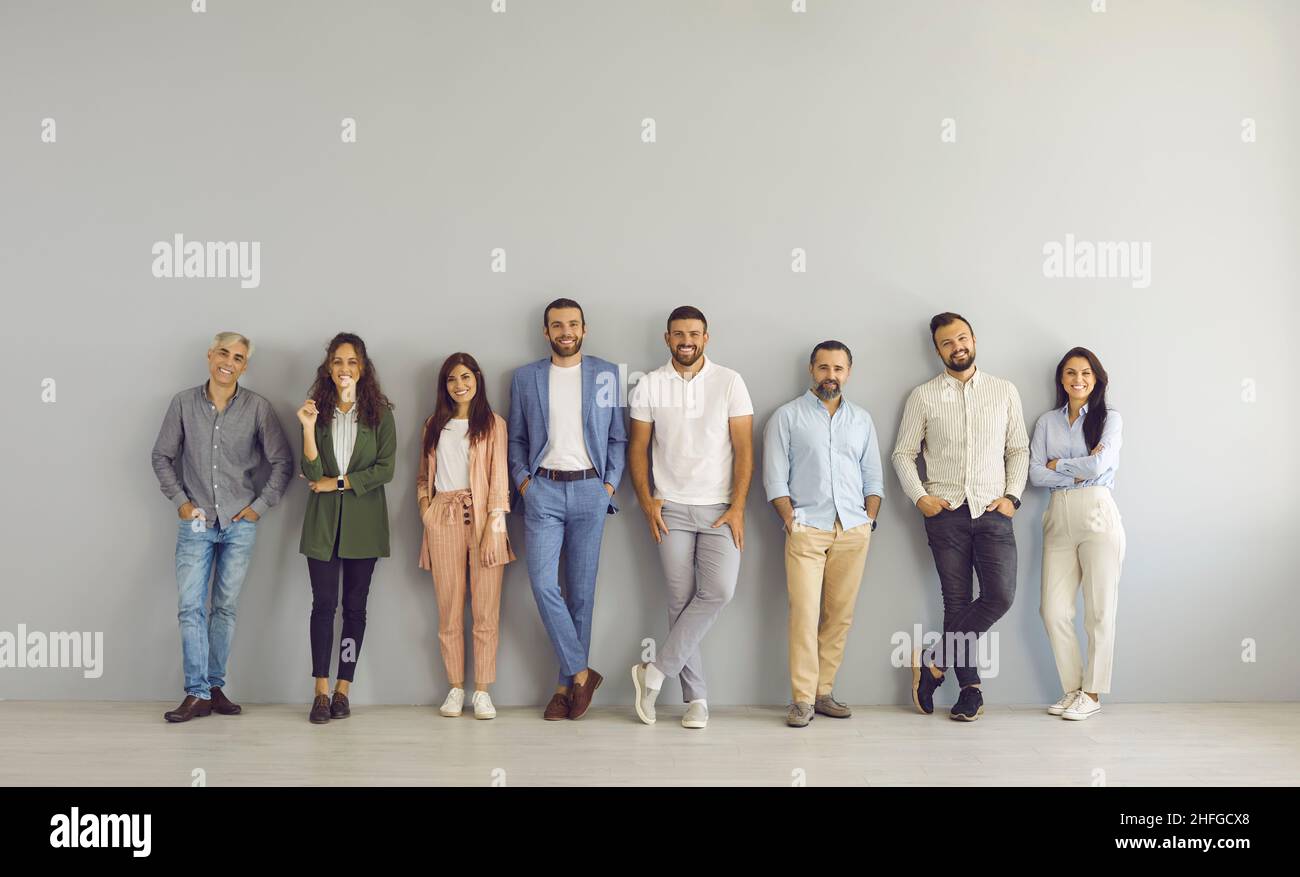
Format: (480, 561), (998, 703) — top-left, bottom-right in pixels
(309, 694), (332, 724)
(330, 691), (351, 719)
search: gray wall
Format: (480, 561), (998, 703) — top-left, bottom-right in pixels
(2, 1), (1296, 706)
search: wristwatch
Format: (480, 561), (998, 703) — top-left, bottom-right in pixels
(868, 517), (878, 531)
(337, 476), (345, 492)
(1004, 494), (1021, 509)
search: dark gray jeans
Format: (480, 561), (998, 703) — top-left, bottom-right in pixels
(922, 505), (1017, 687)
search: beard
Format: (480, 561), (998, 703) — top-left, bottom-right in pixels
(945, 349), (975, 372)
(671, 345), (703, 368)
(813, 380), (841, 401)
(549, 335), (583, 357)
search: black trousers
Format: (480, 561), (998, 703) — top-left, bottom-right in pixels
(307, 535), (377, 682)
(922, 505), (1017, 687)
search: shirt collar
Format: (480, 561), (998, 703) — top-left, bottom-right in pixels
(1060, 401), (1089, 417)
(665, 354), (711, 381)
(201, 380), (239, 404)
(941, 365), (980, 388)
(335, 404), (358, 420)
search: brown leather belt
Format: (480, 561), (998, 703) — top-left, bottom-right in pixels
(535, 467), (599, 482)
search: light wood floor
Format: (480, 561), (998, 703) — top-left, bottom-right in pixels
(1, 701), (1296, 786)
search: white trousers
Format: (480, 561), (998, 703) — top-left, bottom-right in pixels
(1040, 486), (1125, 694)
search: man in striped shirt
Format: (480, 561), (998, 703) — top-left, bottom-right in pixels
(891, 312), (1029, 722)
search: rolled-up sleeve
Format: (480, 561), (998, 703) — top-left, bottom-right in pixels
(762, 407), (792, 501)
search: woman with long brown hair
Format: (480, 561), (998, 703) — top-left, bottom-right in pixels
(1028, 346), (1124, 721)
(296, 332), (396, 724)
(417, 353), (515, 719)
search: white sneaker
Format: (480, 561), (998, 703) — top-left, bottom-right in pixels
(631, 663), (659, 725)
(682, 701), (708, 729)
(1047, 689), (1081, 716)
(471, 690), (496, 720)
(439, 687), (464, 717)
(1062, 692), (1100, 721)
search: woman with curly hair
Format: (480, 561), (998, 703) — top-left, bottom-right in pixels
(295, 332), (396, 724)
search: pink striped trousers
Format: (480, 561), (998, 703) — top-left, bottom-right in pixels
(424, 490), (504, 684)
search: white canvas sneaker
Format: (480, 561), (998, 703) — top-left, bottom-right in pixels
(472, 690), (496, 720)
(1048, 690), (1081, 716)
(439, 687), (464, 717)
(1062, 692), (1101, 721)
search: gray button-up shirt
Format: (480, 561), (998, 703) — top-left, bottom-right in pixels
(151, 381), (294, 529)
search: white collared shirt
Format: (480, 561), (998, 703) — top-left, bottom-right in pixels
(332, 404), (359, 475)
(629, 356), (754, 505)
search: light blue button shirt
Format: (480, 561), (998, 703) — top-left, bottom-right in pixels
(763, 390), (884, 530)
(1029, 403), (1123, 491)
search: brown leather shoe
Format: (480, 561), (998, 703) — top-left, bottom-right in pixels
(309, 694), (332, 724)
(210, 686), (242, 716)
(543, 692), (570, 721)
(567, 668), (603, 720)
(164, 695), (212, 723)
(330, 691), (351, 719)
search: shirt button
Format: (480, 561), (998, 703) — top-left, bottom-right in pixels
(215, 426), (220, 430)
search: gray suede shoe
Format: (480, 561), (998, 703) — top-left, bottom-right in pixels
(631, 663), (659, 725)
(787, 701), (814, 728)
(814, 694), (852, 718)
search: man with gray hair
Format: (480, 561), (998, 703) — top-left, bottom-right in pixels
(151, 332), (293, 723)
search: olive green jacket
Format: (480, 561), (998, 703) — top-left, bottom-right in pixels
(299, 407), (396, 560)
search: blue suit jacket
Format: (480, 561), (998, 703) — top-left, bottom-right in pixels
(507, 355), (627, 512)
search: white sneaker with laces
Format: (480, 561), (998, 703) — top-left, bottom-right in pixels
(682, 701), (708, 729)
(1062, 692), (1100, 721)
(1048, 689), (1081, 716)
(439, 687), (464, 717)
(472, 690), (496, 720)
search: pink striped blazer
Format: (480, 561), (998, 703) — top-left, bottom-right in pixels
(417, 412), (516, 570)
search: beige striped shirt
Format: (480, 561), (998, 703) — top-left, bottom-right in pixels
(891, 367), (1029, 518)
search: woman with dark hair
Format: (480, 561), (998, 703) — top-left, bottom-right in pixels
(295, 332), (396, 724)
(1028, 346), (1125, 721)
(417, 353), (514, 719)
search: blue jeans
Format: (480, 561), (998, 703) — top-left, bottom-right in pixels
(522, 474), (611, 686)
(922, 506), (1017, 688)
(174, 518), (258, 699)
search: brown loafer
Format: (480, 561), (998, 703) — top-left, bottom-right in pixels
(164, 695), (212, 723)
(543, 692), (570, 721)
(567, 668), (603, 720)
(309, 694), (332, 724)
(210, 686), (242, 716)
(330, 691), (351, 719)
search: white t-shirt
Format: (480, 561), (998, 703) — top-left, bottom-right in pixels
(539, 362), (594, 471)
(629, 357), (754, 505)
(434, 418), (471, 492)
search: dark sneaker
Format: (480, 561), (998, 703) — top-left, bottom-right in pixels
(950, 685), (984, 722)
(910, 649), (944, 715)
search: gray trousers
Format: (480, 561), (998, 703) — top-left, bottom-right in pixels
(651, 501), (741, 702)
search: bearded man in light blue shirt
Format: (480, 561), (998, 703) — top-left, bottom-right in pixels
(763, 340), (884, 727)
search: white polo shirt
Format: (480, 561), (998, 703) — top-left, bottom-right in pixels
(629, 356), (754, 505)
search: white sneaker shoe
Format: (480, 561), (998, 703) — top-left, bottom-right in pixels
(1062, 692), (1100, 721)
(471, 690), (496, 720)
(1048, 689), (1081, 716)
(682, 701), (708, 729)
(439, 687), (464, 717)
(631, 663), (660, 725)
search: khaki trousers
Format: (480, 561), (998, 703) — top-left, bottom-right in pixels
(784, 519), (872, 703)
